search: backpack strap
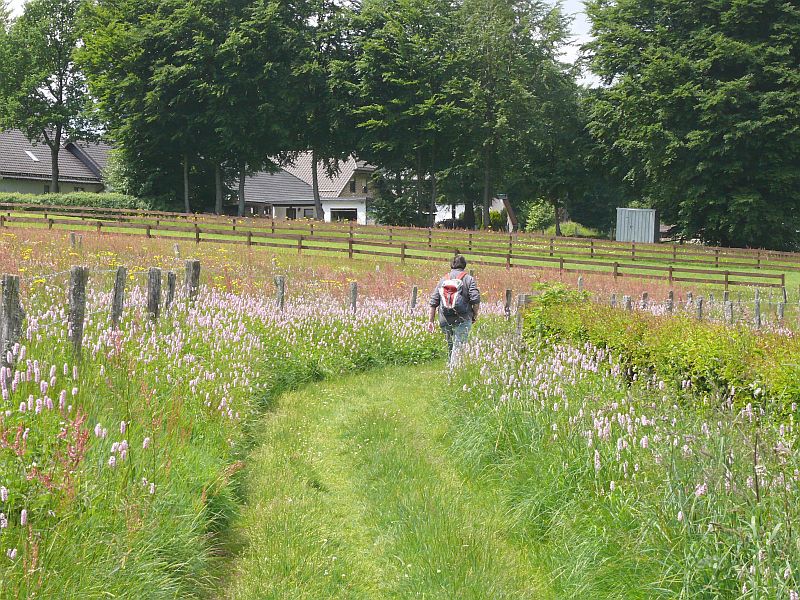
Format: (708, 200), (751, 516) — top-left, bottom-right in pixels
(455, 271), (467, 280)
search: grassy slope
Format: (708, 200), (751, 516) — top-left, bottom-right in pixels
(222, 364), (548, 600)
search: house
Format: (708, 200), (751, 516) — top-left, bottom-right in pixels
(0, 129), (110, 194)
(240, 153), (374, 224)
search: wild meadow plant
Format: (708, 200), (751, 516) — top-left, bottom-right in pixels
(0, 278), (446, 598)
(444, 329), (799, 597)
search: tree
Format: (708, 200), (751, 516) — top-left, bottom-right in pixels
(446, 0), (569, 229)
(586, 0), (800, 249)
(352, 0), (458, 225)
(3, 0), (94, 193)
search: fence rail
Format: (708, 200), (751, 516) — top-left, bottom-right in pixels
(0, 205), (788, 289)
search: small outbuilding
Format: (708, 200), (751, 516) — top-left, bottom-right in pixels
(615, 208), (660, 244)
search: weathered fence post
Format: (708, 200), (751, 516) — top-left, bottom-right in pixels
(754, 295), (762, 329)
(274, 275), (286, 311)
(577, 276), (584, 293)
(409, 285), (418, 310)
(165, 271), (177, 311)
(147, 267), (162, 321)
(173, 243), (181, 258)
(504, 289), (513, 319)
(68, 266), (89, 355)
(724, 300), (734, 325)
(782, 286), (788, 304)
(696, 297), (704, 321)
(641, 292), (649, 309)
(0, 274), (24, 366)
(610, 293), (617, 308)
(111, 266), (127, 329)
(623, 295), (632, 312)
(69, 232), (82, 250)
(349, 282), (358, 312)
(185, 259), (200, 301)
(666, 290), (674, 313)
(686, 291), (693, 307)
(400, 243), (406, 264)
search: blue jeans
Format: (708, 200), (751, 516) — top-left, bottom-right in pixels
(441, 319), (472, 362)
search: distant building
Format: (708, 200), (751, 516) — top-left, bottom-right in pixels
(0, 129), (110, 194)
(241, 154), (374, 225)
(435, 197), (518, 231)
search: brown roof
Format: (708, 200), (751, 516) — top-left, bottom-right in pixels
(283, 152), (375, 198)
(0, 129), (106, 184)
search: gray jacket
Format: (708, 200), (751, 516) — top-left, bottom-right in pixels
(429, 269), (481, 324)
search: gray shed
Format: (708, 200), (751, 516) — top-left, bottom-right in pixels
(615, 208), (660, 244)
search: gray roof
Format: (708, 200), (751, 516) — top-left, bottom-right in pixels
(243, 168), (315, 205)
(68, 140), (112, 177)
(0, 129), (106, 183)
(283, 152), (375, 198)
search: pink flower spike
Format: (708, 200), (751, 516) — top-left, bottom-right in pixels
(19, 509), (27, 526)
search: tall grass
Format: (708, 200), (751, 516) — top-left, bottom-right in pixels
(441, 316), (799, 597)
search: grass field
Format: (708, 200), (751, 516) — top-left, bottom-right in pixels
(0, 227), (797, 599)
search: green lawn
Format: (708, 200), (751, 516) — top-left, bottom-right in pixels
(220, 364), (550, 600)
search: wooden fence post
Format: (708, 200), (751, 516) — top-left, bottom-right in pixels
(427, 229), (432, 249)
(504, 289), (512, 319)
(613, 262), (619, 280)
(349, 282), (358, 312)
(724, 300), (734, 325)
(782, 286), (788, 304)
(68, 266), (89, 356)
(687, 291), (693, 307)
(147, 267), (161, 321)
(173, 243), (181, 258)
(641, 292), (648, 308)
(631, 242), (636, 261)
(754, 296), (762, 329)
(194, 224), (200, 244)
(400, 243), (406, 264)
(111, 266), (127, 329)
(623, 295), (632, 312)
(549, 238), (554, 257)
(610, 293), (617, 308)
(696, 297), (703, 321)
(297, 235), (303, 256)
(667, 290), (674, 313)
(348, 237), (353, 260)
(468, 233), (473, 252)
(0, 274), (24, 366)
(166, 271), (177, 311)
(410, 285), (418, 310)
(668, 266), (674, 285)
(275, 275), (286, 311)
(723, 290), (730, 303)
(577, 276), (584, 293)
(777, 302), (785, 322)
(185, 259), (200, 300)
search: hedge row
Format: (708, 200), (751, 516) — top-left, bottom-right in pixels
(0, 192), (168, 211)
(523, 284), (800, 414)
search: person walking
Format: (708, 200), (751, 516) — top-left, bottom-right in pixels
(427, 254), (480, 361)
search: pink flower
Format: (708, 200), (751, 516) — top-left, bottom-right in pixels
(120, 421), (127, 435)
(0, 487), (7, 502)
(142, 437), (151, 450)
(19, 509), (27, 526)
(108, 456), (116, 468)
(694, 483), (707, 498)
(6, 548), (17, 560)
(677, 511), (684, 522)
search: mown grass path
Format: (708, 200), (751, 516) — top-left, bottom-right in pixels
(221, 364), (548, 599)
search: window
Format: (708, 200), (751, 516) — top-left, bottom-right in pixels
(331, 209), (358, 222)
(286, 207), (297, 220)
(44, 185), (50, 194)
(303, 208), (315, 218)
(349, 179), (356, 194)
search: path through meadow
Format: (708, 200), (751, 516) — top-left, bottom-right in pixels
(220, 363), (548, 599)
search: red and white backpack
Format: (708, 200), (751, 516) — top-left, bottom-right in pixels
(439, 271), (470, 318)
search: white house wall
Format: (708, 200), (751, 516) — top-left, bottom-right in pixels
(0, 178), (103, 194)
(322, 199), (367, 225)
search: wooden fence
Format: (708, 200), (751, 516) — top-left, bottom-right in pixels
(0, 204), (788, 289)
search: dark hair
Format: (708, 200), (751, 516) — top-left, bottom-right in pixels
(451, 254), (467, 270)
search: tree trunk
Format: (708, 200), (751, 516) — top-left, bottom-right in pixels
(238, 162), (246, 217)
(50, 126), (62, 193)
(214, 163), (223, 215)
(429, 171), (437, 228)
(415, 148), (424, 223)
(451, 202), (456, 229)
(311, 148), (324, 220)
(464, 197), (476, 230)
(482, 155), (491, 230)
(553, 201), (562, 236)
(183, 154), (191, 214)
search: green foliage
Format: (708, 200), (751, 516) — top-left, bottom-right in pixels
(542, 221), (601, 238)
(488, 209), (505, 231)
(524, 298), (800, 412)
(0, 192), (163, 210)
(522, 199), (555, 232)
(586, 0), (800, 250)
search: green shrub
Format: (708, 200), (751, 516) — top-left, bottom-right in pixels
(524, 298), (799, 413)
(0, 192), (168, 211)
(523, 200), (555, 232)
(489, 209), (506, 231)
